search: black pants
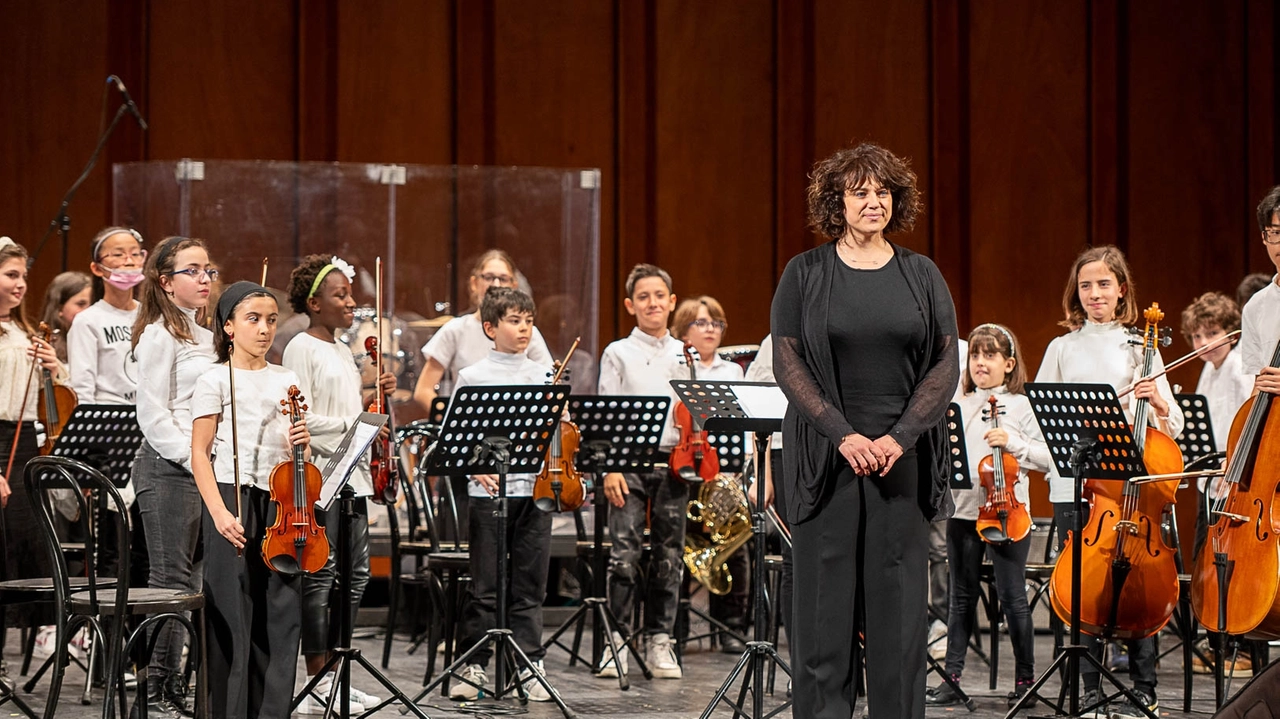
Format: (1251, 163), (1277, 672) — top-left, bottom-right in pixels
(1052, 502), (1158, 693)
(0, 421), (52, 648)
(301, 498), (371, 657)
(791, 455), (928, 719)
(203, 485), (302, 719)
(944, 518), (1035, 682)
(458, 496), (552, 666)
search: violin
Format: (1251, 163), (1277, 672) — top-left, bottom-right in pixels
(35, 322), (77, 455)
(1190, 336), (1280, 638)
(262, 386), (329, 575)
(669, 341), (720, 483)
(367, 258), (399, 505)
(975, 395), (1031, 544)
(1049, 303), (1183, 639)
(533, 337), (585, 513)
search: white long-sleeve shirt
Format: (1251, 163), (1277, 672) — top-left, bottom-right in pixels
(67, 300), (138, 405)
(597, 328), (686, 450)
(1195, 346), (1254, 453)
(453, 350), (554, 497)
(421, 313), (553, 396)
(133, 307), (216, 470)
(281, 331), (372, 496)
(1240, 277), (1280, 375)
(951, 386), (1051, 520)
(1034, 320), (1184, 502)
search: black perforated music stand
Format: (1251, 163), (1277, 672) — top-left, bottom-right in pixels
(404, 384), (576, 718)
(1008, 383), (1157, 719)
(1174, 394), (1218, 465)
(540, 395), (669, 689)
(669, 380), (791, 719)
(49, 404), (143, 486)
(945, 402), (974, 490)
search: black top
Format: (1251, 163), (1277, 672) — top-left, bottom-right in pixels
(829, 255), (926, 438)
(771, 242), (959, 525)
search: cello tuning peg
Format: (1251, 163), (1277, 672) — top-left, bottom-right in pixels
(1158, 334), (1172, 348)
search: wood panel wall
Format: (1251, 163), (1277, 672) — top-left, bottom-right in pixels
(4, 1), (1278, 511)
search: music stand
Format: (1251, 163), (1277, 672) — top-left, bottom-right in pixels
(290, 413), (428, 719)
(669, 379), (791, 719)
(404, 385), (576, 718)
(539, 395), (667, 689)
(48, 404), (143, 486)
(1008, 383), (1158, 719)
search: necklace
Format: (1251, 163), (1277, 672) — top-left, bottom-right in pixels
(837, 238), (891, 266)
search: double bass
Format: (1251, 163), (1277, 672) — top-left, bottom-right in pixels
(36, 322), (77, 454)
(1048, 303), (1183, 639)
(262, 386), (329, 575)
(533, 337), (585, 512)
(367, 256), (398, 505)
(976, 395), (1031, 544)
(1190, 336), (1280, 638)
(669, 341), (719, 483)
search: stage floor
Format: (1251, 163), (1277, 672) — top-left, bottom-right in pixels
(3, 622), (1258, 717)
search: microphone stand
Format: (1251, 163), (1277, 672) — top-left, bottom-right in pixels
(30, 102), (132, 271)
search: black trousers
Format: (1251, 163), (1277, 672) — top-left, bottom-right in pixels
(203, 485), (302, 719)
(943, 518), (1035, 682)
(458, 496), (552, 666)
(1052, 502), (1158, 693)
(301, 498), (371, 657)
(791, 455), (928, 719)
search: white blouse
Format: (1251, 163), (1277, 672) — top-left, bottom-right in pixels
(0, 321), (67, 422)
(133, 307), (217, 470)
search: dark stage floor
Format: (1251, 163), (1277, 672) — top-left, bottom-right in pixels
(0, 619), (1262, 718)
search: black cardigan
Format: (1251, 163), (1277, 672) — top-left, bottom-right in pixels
(770, 241), (959, 525)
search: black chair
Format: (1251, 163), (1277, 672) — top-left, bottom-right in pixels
(24, 455), (205, 719)
(381, 424), (441, 669)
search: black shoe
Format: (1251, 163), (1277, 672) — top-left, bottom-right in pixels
(163, 672), (195, 717)
(129, 673), (180, 719)
(720, 631), (746, 654)
(925, 678), (963, 707)
(1080, 688), (1107, 719)
(1108, 689), (1157, 719)
(1008, 679), (1037, 708)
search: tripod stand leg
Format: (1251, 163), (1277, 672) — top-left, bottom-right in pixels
(540, 601), (593, 668)
(927, 653), (976, 712)
(698, 649), (754, 719)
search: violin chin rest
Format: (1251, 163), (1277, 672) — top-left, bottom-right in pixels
(265, 554), (302, 576)
(979, 527), (1009, 544)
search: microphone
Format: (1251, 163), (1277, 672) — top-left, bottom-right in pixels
(108, 75), (148, 131)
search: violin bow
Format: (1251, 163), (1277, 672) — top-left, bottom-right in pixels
(260, 257), (269, 286)
(227, 343), (244, 556)
(1116, 329), (1241, 398)
(375, 257), (384, 414)
(4, 334), (41, 480)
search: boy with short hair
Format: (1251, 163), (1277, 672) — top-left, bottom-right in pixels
(596, 263), (686, 679)
(449, 286), (555, 702)
(1243, 185), (1280, 397)
(1180, 292), (1253, 454)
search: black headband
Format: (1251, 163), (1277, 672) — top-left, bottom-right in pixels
(216, 281), (269, 329)
(154, 236), (187, 272)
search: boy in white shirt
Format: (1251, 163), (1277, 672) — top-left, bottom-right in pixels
(596, 264), (686, 679)
(448, 287), (558, 703)
(1242, 186), (1280, 396)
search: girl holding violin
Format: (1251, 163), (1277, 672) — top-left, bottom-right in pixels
(282, 255), (395, 714)
(130, 236), (218, 716)
(0, 237), (66, 660)
(1033, 245), (1183, 718)
(926, 324), (1049, 708)
(191, 281), (310, 719)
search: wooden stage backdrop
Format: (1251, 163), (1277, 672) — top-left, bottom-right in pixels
(2, 0), (1278, 517)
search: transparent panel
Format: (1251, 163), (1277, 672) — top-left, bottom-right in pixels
(113, 160), (601, 415)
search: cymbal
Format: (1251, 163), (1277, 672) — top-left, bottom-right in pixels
(408, 316), (454, 329)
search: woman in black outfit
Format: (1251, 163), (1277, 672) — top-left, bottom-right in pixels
(772, 143), (959, 719)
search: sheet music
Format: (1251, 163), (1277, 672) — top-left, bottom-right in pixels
(319, 413), (387, 509)
(731, 384), (788, 420)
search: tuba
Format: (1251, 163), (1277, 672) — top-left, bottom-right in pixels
(684, 473), (752, 595)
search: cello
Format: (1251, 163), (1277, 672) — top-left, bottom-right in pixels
(262, 386), (329, 574)
(367, 257), (399, 505)
(533, 336), (586, 512)
(976, 395), (1031, 544)
(1048, 303), (1183, 639)
(1190, 336), (1280, 638)
(669, 341), (719, 483)
(35, 322), (77, 454)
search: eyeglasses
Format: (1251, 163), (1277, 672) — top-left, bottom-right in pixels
(1264, 227), (1280, 245)
(476, 272), (514, 286)
(169, 268), (219, 282)
(689, 318), (727, 332)
(99, 250), (148, 263)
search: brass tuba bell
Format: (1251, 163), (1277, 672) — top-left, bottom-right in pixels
(684, 473), (752, 595)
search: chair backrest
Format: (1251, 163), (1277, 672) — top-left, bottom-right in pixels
(396, 421), (447, 552)
(24, 455), (131, 631)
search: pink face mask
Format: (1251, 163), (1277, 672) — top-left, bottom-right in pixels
(104, 268), (145, 291)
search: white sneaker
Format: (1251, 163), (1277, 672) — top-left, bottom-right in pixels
(298, 673), (364, 715)
(32, 626), (56, 660)
(519, 660), (552, 702)
(595, 632), (628, 678)
(927, 619), (947, 661)
(648, 633), (682, 679)
(347, 685), (383, 709)
(448, 664), (487, 701)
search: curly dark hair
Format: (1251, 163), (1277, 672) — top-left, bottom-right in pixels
(806, 143), (922, 240)
(287, 254), (339, 315)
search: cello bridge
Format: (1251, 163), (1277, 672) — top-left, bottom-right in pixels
(1112, 520), (1139, 535)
